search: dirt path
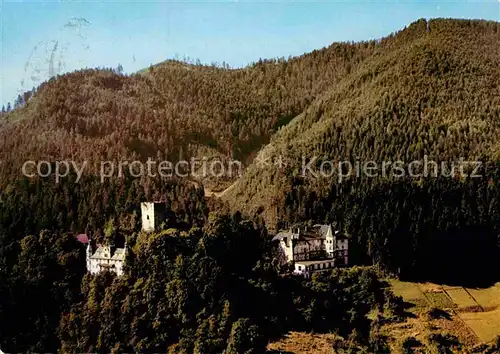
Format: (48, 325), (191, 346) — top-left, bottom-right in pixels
(203, 180), (238, 198)
(188, 179), (238, 198)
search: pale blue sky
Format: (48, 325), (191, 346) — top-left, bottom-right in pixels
(1, 1), (499, 107)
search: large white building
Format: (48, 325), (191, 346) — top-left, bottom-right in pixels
(273, 224), (349, 277)
(80, 202), (167, 276)
(86, 243), (126, 276)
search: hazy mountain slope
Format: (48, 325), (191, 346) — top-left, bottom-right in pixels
(224, 18), (500, 227)
(0, 38), (377, 188)
(1, 18), (498, 211)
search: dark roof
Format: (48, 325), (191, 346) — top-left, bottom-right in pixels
(272, 232), (299, 241)
(334, 230), (348, 240)
(312, 224), (331, 238)
(272, 226), (327, 242)
(273, 224), (347, 242)
(300, 232), (323, 241)
(76, 234), (89, 244)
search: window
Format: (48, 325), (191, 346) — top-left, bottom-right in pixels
(298, 266), (302, 270)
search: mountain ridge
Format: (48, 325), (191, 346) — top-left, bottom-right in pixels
(0, 19), (498, 202)
(223, 18), (500, 228)
(0, 28), (380, 188)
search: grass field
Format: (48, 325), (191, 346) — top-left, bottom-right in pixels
(267, 281), (500, 353)
(391, 280), (500, 346)
(459, 309), (500, 343)
(390, 280), (426, 302)
(459, 283), (500, 343)
(446, 287), (479, 310)
(424, 291), (454, 309)
(467, 284), (500, 311)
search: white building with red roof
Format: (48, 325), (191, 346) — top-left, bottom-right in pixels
(76, 202), (163, 276)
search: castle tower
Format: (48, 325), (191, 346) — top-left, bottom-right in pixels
(140, 202), (167, 232)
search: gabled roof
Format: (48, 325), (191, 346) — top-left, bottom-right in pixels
(272, 232), (299, 241)
(90, 245), (108, 259)
(335, 231), (349, 240)
(91, 245), (126, 261)
(312, 224), (331, 238)
(111, 248), (126, 261)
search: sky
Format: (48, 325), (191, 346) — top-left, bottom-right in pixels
(1, 0), (499, 107)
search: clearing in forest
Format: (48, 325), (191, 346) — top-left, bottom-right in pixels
(391, 280), (500, 345)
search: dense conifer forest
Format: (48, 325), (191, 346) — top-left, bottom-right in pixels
(1, 18), (500, 352)
(226, 19), (500, 283)
(0, 174), (403, 352)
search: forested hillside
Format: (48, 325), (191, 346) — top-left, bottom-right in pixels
(2, 18), (500, 281)
(0, 174), (402, 352)
(0, 32), (376, 189)
(228, 18), (500, 222)
(225, 18), (500, 282)
(0, 19), (497, 190)
(1, 17), (500, 352)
